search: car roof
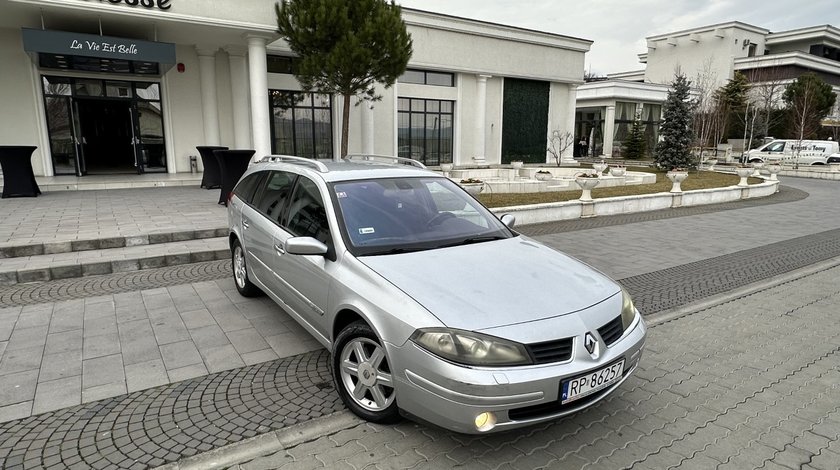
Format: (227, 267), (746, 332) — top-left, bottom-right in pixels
(244, 156), (439, 183)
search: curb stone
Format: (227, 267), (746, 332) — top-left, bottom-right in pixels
(153, 411), (361, 470)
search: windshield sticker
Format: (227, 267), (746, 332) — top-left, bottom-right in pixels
(359, 227), (375, 234)
(336, 191), (347, 198)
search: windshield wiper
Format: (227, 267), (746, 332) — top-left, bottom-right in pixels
(438, 235), (507, 248)
(364, 246), (430, 256)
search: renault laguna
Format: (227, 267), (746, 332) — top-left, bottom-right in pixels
(227, 155), (646, 434)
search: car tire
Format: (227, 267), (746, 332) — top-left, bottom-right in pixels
(231, 239), (262, 297)
(333, 321), (400, 424)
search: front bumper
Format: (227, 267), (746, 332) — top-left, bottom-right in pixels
(389, 315), (647, 434)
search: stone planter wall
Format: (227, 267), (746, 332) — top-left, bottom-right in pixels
(490, 181), (779, 225)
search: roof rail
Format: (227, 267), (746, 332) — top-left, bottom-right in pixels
(260, 155), (329, 173)
(344, 154), (427, 169)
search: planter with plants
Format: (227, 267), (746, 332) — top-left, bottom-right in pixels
(666, 168), (688, 193)
(766, 161), (782, 180)
(574, 172), (600, 201)
(534, 170), (553, 181)
(704, 158), (718, 171)
(510, 160), (524, 170)
(592, 160), (608, 175)
(734, 165), (753, 186)
(609, 164), (626, 177)
(459, 178), (485, 195)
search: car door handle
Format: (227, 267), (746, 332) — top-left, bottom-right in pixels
(242, 219), (249, 229)
(274, 244), (285, 254)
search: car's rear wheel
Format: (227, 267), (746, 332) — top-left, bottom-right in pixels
(232, 239), (262, 297)
(333, 321), (400, 423)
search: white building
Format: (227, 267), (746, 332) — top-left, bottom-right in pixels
(577, 22), (840, 158)
(0, 0), (591, 178)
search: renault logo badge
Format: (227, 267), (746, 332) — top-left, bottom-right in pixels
(584, 332), (598, 357)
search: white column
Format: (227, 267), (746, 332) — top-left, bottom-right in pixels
(474, 74), (491, 165)
(247, 35), (271, 161)
(562, 84), (578, 164)
(603, 105), (616, 158)
(196, 46), (220, 146)
(360, 98), (375, 154)
(226, 46), (251, 149)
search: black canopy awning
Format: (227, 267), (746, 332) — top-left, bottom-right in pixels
(21, 28), (176, 74)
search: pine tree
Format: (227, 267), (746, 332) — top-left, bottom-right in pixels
(655, 73), (695, 170)
(623, 112), (647, 160)
(277, 0), (413, 157)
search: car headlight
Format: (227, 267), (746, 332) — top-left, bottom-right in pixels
(411, 328), (532, 366)
(620, 288), (639, 330)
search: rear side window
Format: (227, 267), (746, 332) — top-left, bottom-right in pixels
(232, 171), (265, 204)
(286, 177), (331, 245)
(253, 171), (296, 225)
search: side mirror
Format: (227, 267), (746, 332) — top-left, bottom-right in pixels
(500, 214), (516, 229)
(284, 237), (328, 256)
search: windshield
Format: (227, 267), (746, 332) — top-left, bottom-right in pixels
(332, 177), (514, 255)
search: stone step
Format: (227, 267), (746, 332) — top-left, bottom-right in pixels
(0, 237), (230, 286)
(0, 227), (228, 259)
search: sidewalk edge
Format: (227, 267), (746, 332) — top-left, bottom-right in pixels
(155, 411), (361, 470)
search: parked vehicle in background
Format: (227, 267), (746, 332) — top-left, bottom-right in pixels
(743, 139), (839, 165)
(227, 155), (647, 434)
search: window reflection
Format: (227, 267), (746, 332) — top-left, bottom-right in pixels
(269, 90), (333, 160)
(397, 98), (455, 165)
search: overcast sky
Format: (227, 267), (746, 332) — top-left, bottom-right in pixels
(397, 0), (834, 75)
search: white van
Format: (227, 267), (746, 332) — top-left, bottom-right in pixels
(744, 140), (839, 165)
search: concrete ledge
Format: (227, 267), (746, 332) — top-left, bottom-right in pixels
(490, 181), (779, 225)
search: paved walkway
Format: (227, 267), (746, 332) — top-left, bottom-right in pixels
(0, 175), (838, 469)
(0, 187), (227, 248)
(235, 261), (840, 470)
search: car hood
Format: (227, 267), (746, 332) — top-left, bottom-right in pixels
(357, 236), (619, 331)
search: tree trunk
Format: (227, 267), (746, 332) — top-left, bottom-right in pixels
(341, 92), (351, 159)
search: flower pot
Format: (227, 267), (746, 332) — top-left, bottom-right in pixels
(440, 163), (453, 172)
(460, 182), (484, 195)
(574, 177), (600, 201)
(592, 162), (608, 175)
(766, 162), (782, 181)
(735, 167), (753, 187)
(510, 161), (523, 170)
(666, 171), (688, 193)
(535, 172), (553, 181)
(751, 161), (765, 177)
(609, 167), (626, 177)
(704, 158), (718, 171)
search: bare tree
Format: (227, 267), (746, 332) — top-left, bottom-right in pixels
(746, 66), (787, 142)
(546, 130), (574, 167)
(691, 59), (722, 160)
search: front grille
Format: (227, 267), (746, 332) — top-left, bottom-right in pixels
(526, 338), (573, 364)
(507, 366), (632, 421)
(598, 315), (624, 346)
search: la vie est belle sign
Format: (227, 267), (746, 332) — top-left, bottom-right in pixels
(83, 0), (172, 10)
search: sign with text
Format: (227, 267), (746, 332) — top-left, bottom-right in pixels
(21, 28), (176, 64)
(84, 0), (172, 11)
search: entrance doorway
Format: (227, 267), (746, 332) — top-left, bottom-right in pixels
(42, 76), (167, 176)
(77, 99), (135, 174)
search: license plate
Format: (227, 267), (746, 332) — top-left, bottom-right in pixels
(560, 359), (625, 404)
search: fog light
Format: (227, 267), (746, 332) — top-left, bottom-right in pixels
(474, 412), (497, 432)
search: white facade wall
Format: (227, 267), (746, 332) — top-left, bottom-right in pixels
(644, 24), (768, 87)
(0, 0), (590, 176)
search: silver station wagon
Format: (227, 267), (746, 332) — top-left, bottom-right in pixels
(227, 155), (646, 434)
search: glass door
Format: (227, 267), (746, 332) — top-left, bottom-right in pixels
(42, 77), (82, 176)
(132, 82), (166, 173)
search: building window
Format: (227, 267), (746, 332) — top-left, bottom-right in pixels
(398, 69), (455, 87)
(269, 90), (333, 160)
(267, 56), (300, 74)
(397, 98), (454, 165)
(612, 102), (660, 158)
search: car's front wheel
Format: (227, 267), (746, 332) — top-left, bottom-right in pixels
(333, 321), (400, 423)
(231, 239), (262, 297)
